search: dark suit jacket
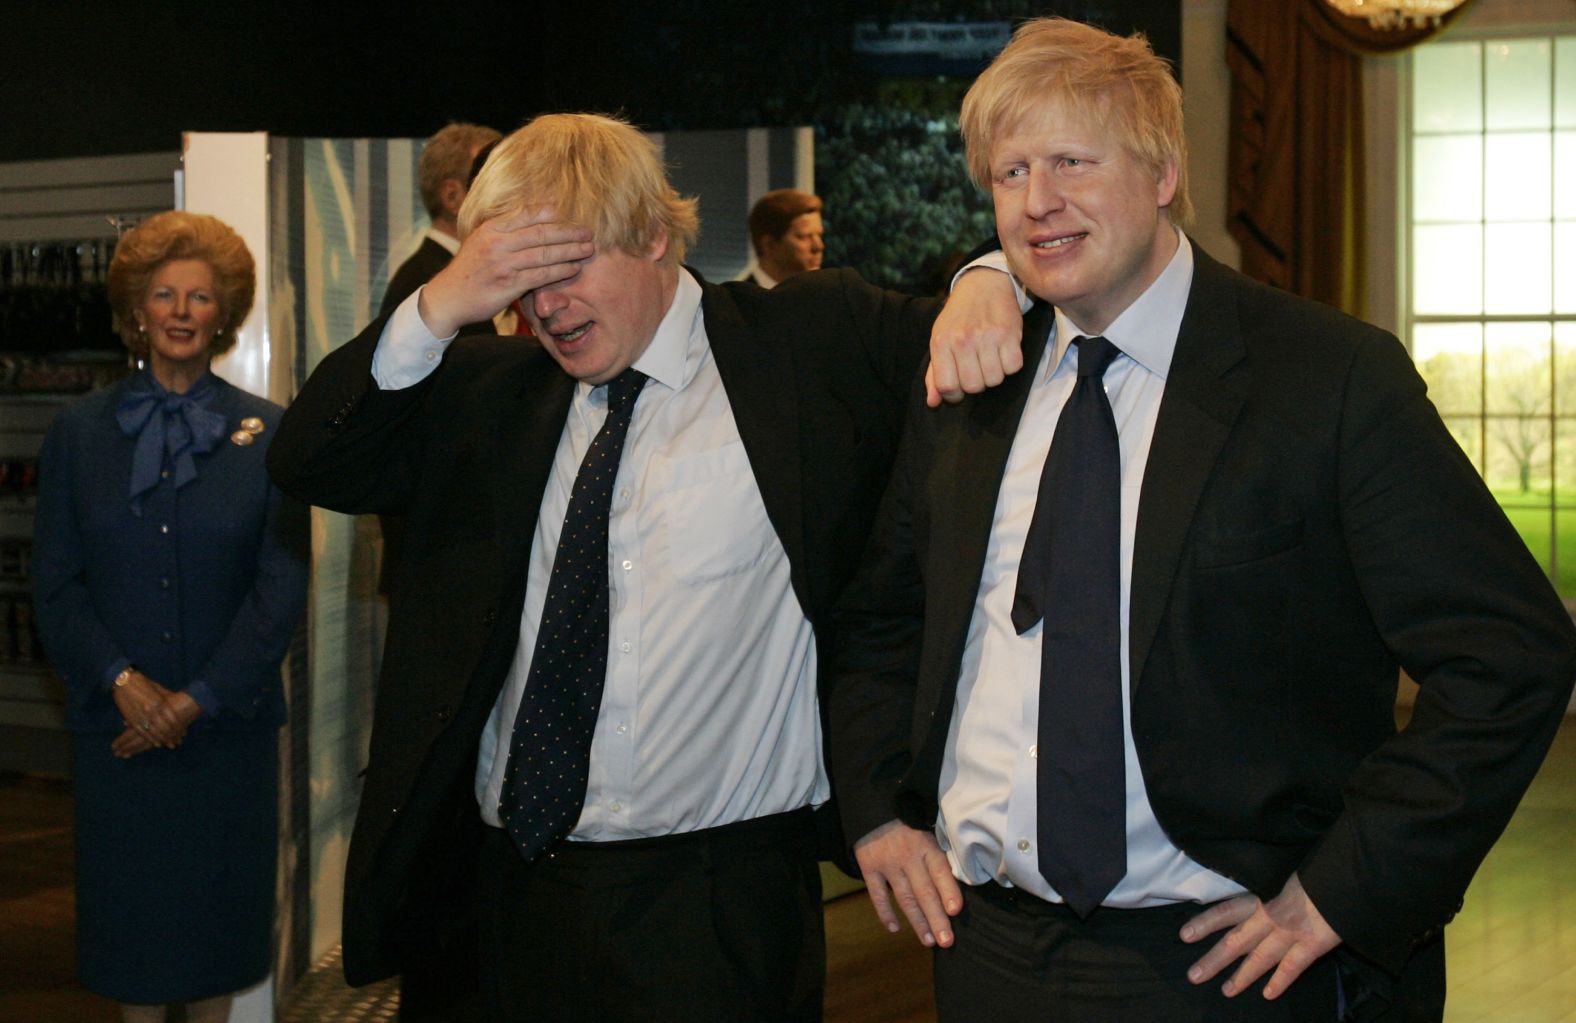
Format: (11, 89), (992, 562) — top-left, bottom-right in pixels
(379, 236), (453, 318)
(376, 235), (496, 595)
(269, 267), (937, 985)
(828, 247), (1576, 1014)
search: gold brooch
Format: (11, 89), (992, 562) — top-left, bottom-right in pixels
(230, 430), (255, 446)
(240, 417), (265, 435)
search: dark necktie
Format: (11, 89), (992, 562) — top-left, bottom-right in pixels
(1011, 335), (1126, 916)
(498, 368), (647, 862)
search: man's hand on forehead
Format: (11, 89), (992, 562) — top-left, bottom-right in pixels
(419, 209), (594, 337)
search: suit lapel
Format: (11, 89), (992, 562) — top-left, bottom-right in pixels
(924, 303), (1055, 696)
(1128, 248), (1249, 693)
(699, 278), (808, 600)
(491, 358), (575, 571)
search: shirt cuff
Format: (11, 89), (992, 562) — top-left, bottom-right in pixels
(101, 657), (132, 693)
(185, 680), (221, 718)
(951, 252), (1033, 314)
(371, 286), (457, 390)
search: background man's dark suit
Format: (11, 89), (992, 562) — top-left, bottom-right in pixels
(830, 247), (1576, 1016)
(379, 236), (453, 319)
(269, 267), (937, 987)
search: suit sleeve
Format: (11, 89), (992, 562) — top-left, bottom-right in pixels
(268, 312), (436, 515)
(1298, 333), (1576, 971)
(839, 271), (942, 404)
(188, 478), (309, 718)
(826, 371), (933, 850)
(768, 268), (939, 409)
(31, 413), (128, 711)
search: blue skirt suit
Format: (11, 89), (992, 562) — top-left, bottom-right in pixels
(33, 370), (308, 1004)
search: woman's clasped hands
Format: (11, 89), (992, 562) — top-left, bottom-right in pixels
(109, 669), (201, 758)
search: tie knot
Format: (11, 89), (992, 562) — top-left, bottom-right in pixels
(605, 368), (647, 414)
(1073, 336), (1119, 379)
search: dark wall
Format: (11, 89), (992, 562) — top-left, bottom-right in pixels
(0, 5), (546, 159)
(0, 1), (1179, 161)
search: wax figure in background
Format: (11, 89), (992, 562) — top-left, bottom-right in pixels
(741, 187), (825, 288)
(268, 112), (1021, 1021)
(830, 17), (1576, 1022)
(33, 211), (309, 1023)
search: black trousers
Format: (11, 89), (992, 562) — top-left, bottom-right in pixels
(934, 882), (1343, 1023)
(478, 808), (825, 1022)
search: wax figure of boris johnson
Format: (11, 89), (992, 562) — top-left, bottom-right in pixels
(829, 17), (1576, 1023)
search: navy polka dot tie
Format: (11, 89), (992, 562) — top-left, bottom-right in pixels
(498, 368), (647, 862)
(1012, 335), (1126, 917)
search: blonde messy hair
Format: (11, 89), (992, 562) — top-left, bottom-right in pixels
(459, 113), (699, 267)
(107, 211), (256, 358)
(960, 17), (1192, 226)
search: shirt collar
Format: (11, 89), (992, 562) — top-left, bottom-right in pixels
(426, 227), (460, 255)
(1044, 228), (1193, 382)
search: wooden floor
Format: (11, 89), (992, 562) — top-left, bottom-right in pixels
(2, 718), (1573, 1022)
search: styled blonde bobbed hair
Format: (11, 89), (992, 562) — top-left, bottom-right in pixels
(106, 210), (256, 358)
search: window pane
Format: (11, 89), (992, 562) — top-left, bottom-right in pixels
(1485, 321), (1553, 417)
(1440, 414), (1483, 470)
(1484, 223), (1552, 314)
(1415, 42), (1482, 133)
(1554, 511), (1576, 596)
(1486, 416), (1552, 500)
(1414, 224), (1482, 314)
(1414, 134), (1482, 222)
(1486, 38), (1552, 131)
(1557, 131), (1576, 218)
(1557, 37), (1576, 128)
(1484, 133), (1551, 221)
(1413, 322), (1482, 415)
(1557, 221), (1576, 314)
(1559, 322), (1576, 415)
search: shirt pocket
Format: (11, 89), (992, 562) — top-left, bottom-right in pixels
(658, 442), (777, 585)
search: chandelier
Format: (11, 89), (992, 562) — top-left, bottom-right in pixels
(1323, 0), (1468, 29)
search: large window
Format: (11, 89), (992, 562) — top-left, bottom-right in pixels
(1409, 35), (1576, 593)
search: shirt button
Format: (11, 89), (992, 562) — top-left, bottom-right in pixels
(1017, 839), (1031, 853)
(425, 350), (437, 361)
(616, 723), (628, 735)
(620, 641), (631, 653)
(621, 560), (633, 571)
(1029, 744), (1038, 759)
(159, 524), (170, 535)
(619, 488), (630, 500)
(610, 801), (623, 812)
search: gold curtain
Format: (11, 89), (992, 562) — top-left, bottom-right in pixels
(1225, 0), (1471, 318)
